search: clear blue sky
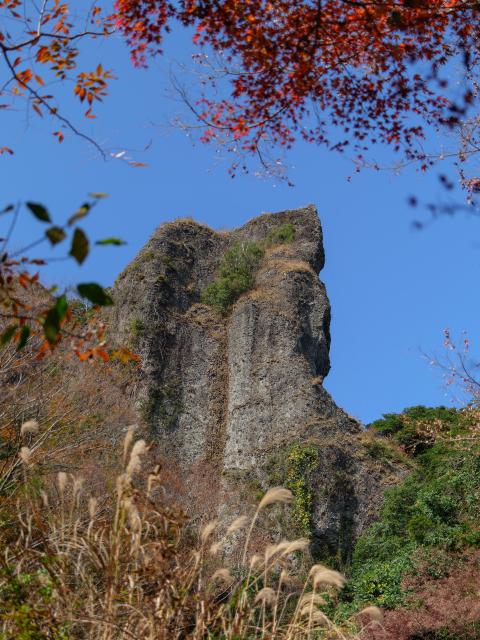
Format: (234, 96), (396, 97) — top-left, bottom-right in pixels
(2, 22), (479, 424)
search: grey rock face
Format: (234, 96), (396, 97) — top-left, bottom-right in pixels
(112, 205), (401, 560)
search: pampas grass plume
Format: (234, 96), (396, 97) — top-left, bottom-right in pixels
(226, 515), (249, 535)
(72, 476), (84, 498)
(201, 520), (217, 543)
(211, 568), (233, 584)
(249, 554), (262, 570)
(258, 487), (292, 511)
(310, 610), (329, 626)
(311, 568), (346, 590)
(281, 538), (309, 556)
(265, 542), (279, 562)
(299, 593), (326, 608)
(123, 425), (136, 464)
(57, 472), (68, 494)
(20, 420), (39, 437)
(279, 569), (294, 587)
(359, 606), (383, 622)
(254, 587), (277, 606)
(308, 563), (328, 578)
(19, 446), (31, 464)
(88, 497), (98, 519)
(125, 498), (142, 532)
(209, 541), (222, 556)
(126, 439), (147, 478)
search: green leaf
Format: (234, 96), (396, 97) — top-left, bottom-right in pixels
(26, 202), (51, 223)
(43, 295), (69, 344)
(77, 283), (113, 306)
(68, 203), (91, 227)
(0, 325), (16, 346)
(88, 192), (108, 199)
(69, 228), (89, 264)
(16, 325), (30, 351)
(46, 226), (66, 245)
(55, 294), (68, 321)
(95, 237), (126, 246)
(43, 309), (60, 344)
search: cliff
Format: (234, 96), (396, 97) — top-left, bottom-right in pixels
(111, 205), (401, 560)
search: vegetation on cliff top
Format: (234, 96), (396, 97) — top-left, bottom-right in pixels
(201, 240), (264, 314)
(201, 223), (295, 313)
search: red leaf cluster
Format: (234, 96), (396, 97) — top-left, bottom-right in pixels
(114, 1), (479, 166)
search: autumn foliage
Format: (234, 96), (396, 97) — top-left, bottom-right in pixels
(114, 0), (479, 173)
(0, 0), (114, 154)
(1, 1), (478, 169)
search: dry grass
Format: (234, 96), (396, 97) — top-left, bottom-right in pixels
(0, 325), (137, 519)
(0, 431), (381, 640)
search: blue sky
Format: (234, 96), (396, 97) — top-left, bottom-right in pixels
(1, 21), (479, 424)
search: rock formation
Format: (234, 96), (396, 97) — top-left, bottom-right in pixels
(112, 205), (401, 561)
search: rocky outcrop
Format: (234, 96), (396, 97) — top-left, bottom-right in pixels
(111, 205), (402, 561)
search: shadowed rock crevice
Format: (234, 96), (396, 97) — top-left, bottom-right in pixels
(111, 205), (402, 557)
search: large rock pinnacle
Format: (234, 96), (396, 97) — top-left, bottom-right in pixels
(112, 205), (401, 560)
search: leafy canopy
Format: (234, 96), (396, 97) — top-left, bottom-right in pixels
(114, 0), (479, 176)
(1, 1), (479, 178)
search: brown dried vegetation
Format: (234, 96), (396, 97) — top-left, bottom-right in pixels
(363, 551), (480, 640)
(0, 430), (381, 639)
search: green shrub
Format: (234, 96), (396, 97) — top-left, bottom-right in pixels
(369, 406), (471, 455)
(363, 438), (408, 464)
(265, 223), (296, 246)
(343, 554), (414, 610)
(201, 241), (264, 313)
(201, 223), (296, 314)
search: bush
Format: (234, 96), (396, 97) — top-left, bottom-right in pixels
(343, 555), (414, 610)
(201, 223), (296, 314)
(265, 223), (296, 245)
(362, 438), (408, 464)
(369, 406), (471, 455)
(201, 240), (264, 313)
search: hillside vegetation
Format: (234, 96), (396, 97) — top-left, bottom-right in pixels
(338, 406), (480, 639)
